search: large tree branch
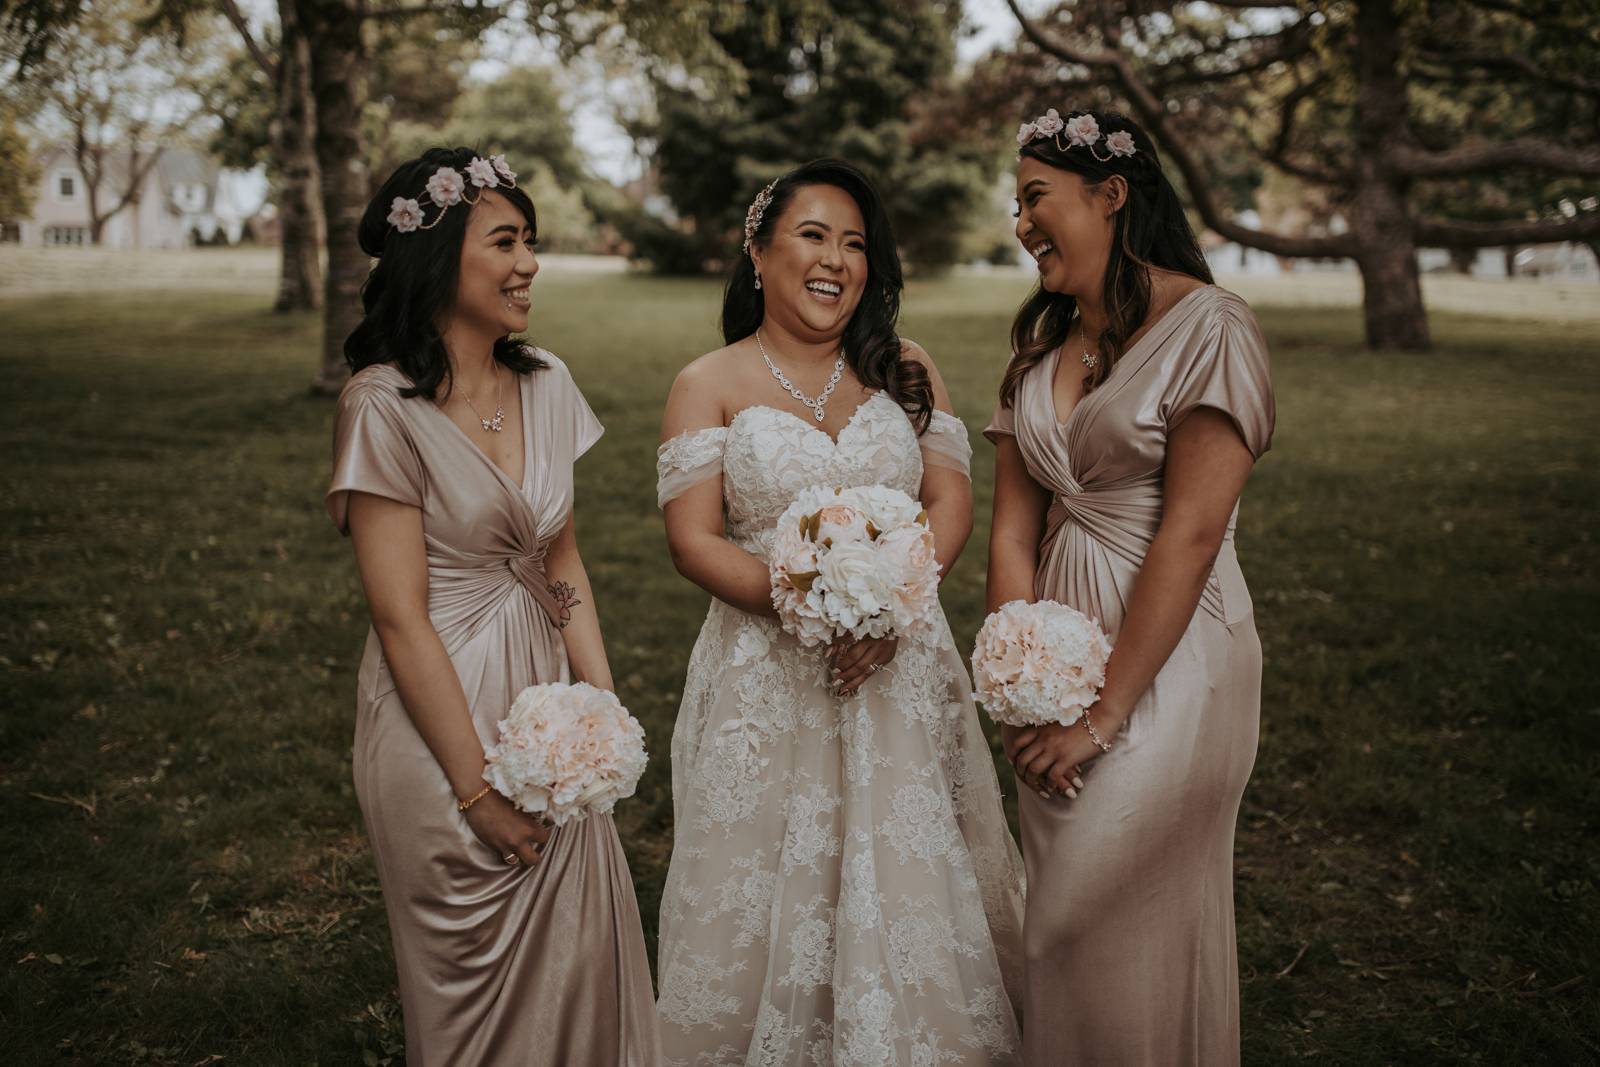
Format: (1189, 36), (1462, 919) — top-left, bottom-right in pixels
(1262, 77), (1348, 185)
(1150, 21), (1313, 89)
(1415, 46), (1600, 97)
(1416, 211), (1600, 246)
(219, 0), (276, 78)
(1392, 139), (1600, 178)
(1004, 0), (1356, 259)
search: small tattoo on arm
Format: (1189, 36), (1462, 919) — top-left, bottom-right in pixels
(548, 580), (581, 629)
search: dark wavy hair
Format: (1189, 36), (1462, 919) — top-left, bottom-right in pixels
(344, 146), (546, 399)
(721, 158), (932, 433)
(1001, 111), (1212, 407)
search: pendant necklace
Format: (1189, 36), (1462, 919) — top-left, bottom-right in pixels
(756, 330), (844, 423)
(458, 364), (505, 433)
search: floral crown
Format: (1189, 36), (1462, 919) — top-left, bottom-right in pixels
(1017, 110), (1136, 162)
(385, 154), (519, 234)
(742, 177), (780, 255)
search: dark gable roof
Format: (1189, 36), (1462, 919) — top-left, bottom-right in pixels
(38, 143), (219, 209)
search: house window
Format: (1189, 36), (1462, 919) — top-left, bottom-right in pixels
(56, 172), (77, 200)
(44, 226), (90, 246)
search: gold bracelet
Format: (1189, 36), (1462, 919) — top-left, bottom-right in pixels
(1081, 709), (1112, 754)
(457, 784), (493, 812)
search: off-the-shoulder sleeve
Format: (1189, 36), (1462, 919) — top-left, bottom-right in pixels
(920, 410), (973, 477)
(326, 373), (425, 535)
(1161, 295), (1275, 460)
(982, 398), (1017, 444)
(656, 427), (728, 509)
(539, 349), (604, 460)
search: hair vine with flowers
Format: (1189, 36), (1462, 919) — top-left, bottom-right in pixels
(1017, 109), (1137, 162)
(742, 177), (780, 256)
(385, 154), (519, 234)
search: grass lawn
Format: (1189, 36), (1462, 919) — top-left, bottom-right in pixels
(1, 268), (1596, 1064)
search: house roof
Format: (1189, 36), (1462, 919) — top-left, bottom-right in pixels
(39, 143), (220, 208)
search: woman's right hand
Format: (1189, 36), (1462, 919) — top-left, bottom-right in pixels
(463, 789), (554, 868)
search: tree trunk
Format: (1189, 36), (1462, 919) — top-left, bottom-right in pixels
(272, 0), (322, 313)
(1503, 246), (1518, 278)
(1447, 247), (1475, 274)
(298, 0), (369, 395)
(1353, 0), (1431, 350)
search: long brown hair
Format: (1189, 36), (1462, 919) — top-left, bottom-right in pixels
(1000, 111), (1211, 408)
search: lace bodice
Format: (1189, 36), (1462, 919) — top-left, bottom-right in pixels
(657, 393), (971, 557)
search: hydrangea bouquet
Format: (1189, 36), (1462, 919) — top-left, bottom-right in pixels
(482, 682), (648, 825)
(970, 600), (1113, 727)
(769, 484), (942, 648)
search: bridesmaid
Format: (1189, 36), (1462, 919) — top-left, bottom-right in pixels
(327, 147), (662, 1066)
(985, 110), (1275, 1064)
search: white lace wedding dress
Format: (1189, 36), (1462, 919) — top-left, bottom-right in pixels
(654, 392), (1026, 1067)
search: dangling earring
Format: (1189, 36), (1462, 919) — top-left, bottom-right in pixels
(754, 271), (762, 290)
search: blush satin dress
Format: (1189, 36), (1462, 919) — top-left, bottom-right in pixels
(327, 354), (663, 1066)
(986, 287), (1275, 1065)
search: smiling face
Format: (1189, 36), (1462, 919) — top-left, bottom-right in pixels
(750, 183), (868, 343)
(1014, 156), (1122, 298)
(449, 189), (538, 339)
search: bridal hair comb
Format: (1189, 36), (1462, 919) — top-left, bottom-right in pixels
(386, 154), (519, 234)
(742, 177), (780, 255)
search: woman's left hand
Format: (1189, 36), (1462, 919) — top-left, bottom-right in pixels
(1012, 716), (1114, 799)
(828, 635), (898, 697)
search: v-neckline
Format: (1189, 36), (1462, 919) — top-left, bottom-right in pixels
(1046, 285), (1213, 429)
(730, 391), (886, 447)
(430, 369), (532, 494)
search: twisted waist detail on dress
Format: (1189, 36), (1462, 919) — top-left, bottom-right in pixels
(1043, 482), (1231, 624)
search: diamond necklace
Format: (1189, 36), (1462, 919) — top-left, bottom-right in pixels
(457, 364), (505, 433)
(755, 330), (845, 423)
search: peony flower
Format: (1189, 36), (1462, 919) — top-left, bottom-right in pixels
(1016, 121), (1040, 147)
(1064, 112), (1101, 146)
(1034, 108), (1065, 137)
(769, 483), (941, 648)
(425, 166), (465, 207)
(386, 196), (423, 233)
(490, 153), (517, 182)
(1105, 130), (1136, 157)
(482, 682), (648, 825)
(465, 156), (500, 188)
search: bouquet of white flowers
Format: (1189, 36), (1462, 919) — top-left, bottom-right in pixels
(971, 600), (1113, 727)
(482, 682), (649, 826)
(768, 484), (942, 648)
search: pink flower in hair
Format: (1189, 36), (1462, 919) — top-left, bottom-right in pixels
(386, 196), (423, 233)
(1034, 108), (1065, 137)
(425, 166), (465, 206)
(1016, 121), (1039, 147)
(1105, 130), (1137, 157)
(491, 154), (516, 182)
(1065, 113), (1101, 146)
(465, 157), (499, 188)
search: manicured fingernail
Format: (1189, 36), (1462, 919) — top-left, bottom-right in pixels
(1066, 788), (1078, 799)
(1072, 776), (1084, 789)
(1038, 789), (1051, 799)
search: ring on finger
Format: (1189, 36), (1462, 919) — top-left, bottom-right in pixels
(868, 663), (882, 674)
(503, 851), (520, 866)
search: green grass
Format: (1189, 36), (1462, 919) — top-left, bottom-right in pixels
(1, 273), (1596, 1064)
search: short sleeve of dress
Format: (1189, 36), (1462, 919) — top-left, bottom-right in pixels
(1161, 294), (1275, 460)
(921, 410), (973, 477)
(326, 370), (425, 535)
(656, 427), (728, 509)
(982, 398), (1017, 445)
(539, 349), (605, 460)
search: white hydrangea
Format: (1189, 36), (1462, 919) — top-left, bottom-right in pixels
(482, 682), (649, 825)
(970, 599), (1113, 727)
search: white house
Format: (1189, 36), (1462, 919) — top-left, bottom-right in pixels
(12, 144), (250, 249)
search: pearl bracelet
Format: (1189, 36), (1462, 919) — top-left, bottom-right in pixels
(1081, 709), (1112, 754)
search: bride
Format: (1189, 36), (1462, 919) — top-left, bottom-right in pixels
(653, 158), (1026, 1066)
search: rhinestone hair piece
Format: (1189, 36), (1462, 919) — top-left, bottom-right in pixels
(742, 177), (780, 255)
